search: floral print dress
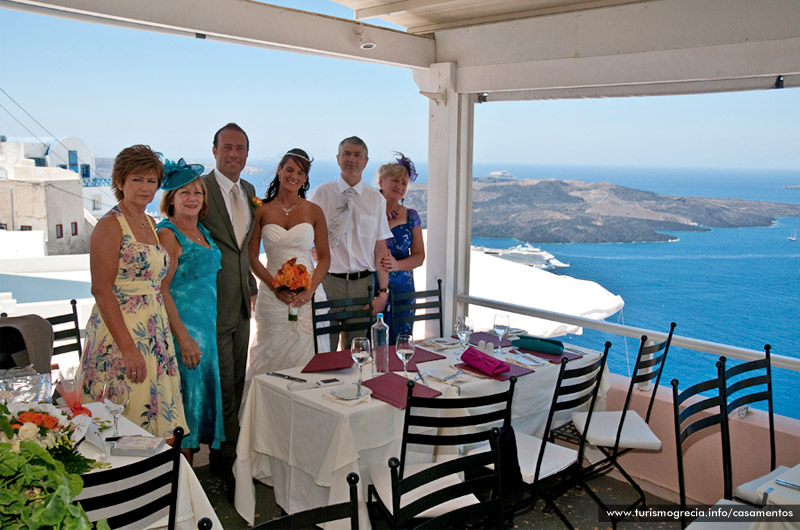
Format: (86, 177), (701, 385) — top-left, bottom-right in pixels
(81, 206), (187, 437)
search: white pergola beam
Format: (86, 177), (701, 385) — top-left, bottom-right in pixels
(434, 0), (800, 96)
(355, 0), (454, 21)
(0, 0), (435, 69)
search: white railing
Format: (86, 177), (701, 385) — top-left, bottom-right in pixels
(459, 294), (800, 372)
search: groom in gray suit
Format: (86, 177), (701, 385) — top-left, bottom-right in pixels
(201, 122), (257, 487)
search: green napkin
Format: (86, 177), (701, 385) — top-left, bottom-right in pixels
(511, 336), (564, 355)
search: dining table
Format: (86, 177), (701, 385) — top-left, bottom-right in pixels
(233, 338), (606, 529)
(750, 463), (800, 530)
(77, 401), (222, 530)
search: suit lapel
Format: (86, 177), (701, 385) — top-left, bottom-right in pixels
(204, 172), (239, 247)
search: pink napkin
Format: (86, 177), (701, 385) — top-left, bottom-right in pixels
(460, 346), (510, 375)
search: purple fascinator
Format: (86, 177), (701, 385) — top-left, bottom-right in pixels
(394, 152), (418, 182)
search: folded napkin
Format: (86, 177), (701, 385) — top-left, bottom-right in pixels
(461, 346), (510, 375)
(511, 336), (564, 355)
(362, 372), (441, 409)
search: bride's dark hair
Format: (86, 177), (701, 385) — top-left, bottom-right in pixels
(265, 148), (312, 202)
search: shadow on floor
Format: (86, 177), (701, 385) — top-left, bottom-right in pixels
(195, 463), (681, 530)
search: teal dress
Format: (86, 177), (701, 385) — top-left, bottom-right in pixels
(157, 219), (225, 450)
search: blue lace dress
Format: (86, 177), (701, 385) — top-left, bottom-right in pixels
(156, 219), (225, 450)
(383, 208), (421, 344)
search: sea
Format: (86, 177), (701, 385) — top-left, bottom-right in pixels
(4, 162), (799, 418)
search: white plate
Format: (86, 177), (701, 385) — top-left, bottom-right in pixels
(331, 384), (372, 401)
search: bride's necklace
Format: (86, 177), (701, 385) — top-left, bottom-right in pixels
(277, 196), (301, 216)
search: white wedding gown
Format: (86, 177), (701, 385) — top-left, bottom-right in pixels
(246, 223), (328, 381)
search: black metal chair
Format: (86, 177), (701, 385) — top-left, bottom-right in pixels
(75, 427), (185, 529)
(719, 345), (788, 506)
(250, 472), (360, 530)
(47, 298), (82, 358)
(671, 361), (730, 529)
(553, 322), (675, 528)
(368, 378), (516, 529)
(390, 278), (444, 338)
(311, 286), (374, 353)
(506, 342), (611, 529)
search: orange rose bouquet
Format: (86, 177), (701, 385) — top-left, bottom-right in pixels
(272, 257), (312, 321)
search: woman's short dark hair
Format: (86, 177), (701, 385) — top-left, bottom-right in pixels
(111, 145), (163, 202)
(265, 148), (313, 202)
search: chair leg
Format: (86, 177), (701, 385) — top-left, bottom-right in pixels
(580, 450), (648, 529)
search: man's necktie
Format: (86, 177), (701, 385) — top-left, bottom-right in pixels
(230, 186), (248, 249)
(328, 187), (356, 248)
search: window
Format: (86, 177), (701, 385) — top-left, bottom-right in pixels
(92, 195), (102, 210)
(20, 226), (32, 231)
(31, 158), (46, 167)
(71, 222), (78, 236)
(55, 224), (63, 238)
(68, 150), (78, 173)
(0, 223), (7, 230)
(81, 164), (91, 180)
(58, 164), (67, 170)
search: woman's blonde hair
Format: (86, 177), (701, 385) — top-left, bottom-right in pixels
(111, 145), (164, 201)
(159, 178), (209, 220)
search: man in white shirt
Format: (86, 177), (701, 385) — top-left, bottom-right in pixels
(200, 123), (257, 490)
(309, 136), (392, 350)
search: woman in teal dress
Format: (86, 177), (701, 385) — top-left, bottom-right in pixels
(377, 153), (426, 344)
(157, 159), (225, 465)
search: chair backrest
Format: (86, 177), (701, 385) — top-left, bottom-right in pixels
(311, 286), (374, 353)
(399, 377), (516, 476)
(671, 361), (729, 528)
(47, 299), (82, 358)
(390, 278), (444, 338)
(252, 472), (360, 530)
(389, 428), (503, 529)
(0, 313), (54, 373)
(539, 341), (610, 484)
(718, 344), (775, 498)
(75, 427), (184, 530)
(613, 322), (675, 453)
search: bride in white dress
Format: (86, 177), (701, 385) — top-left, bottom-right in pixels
(246, 149), (330, 380)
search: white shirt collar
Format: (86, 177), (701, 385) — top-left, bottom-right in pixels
(335, 174), (363, 195)
(214, 168), (240, 195)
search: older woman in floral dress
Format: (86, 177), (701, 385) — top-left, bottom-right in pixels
(80, 145), (187, 437)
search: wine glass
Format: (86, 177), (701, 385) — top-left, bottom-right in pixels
(455, 316), (474, 358)
(493, 314), (510, 355)
(350, 337), (372, 398)
(396, 334), (415, 379)
(102, 379), (130, 438)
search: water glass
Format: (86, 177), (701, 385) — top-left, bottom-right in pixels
(350, 337), (371, 397)
(455, 316), (474, 358)
(396, 334), (415, 379)
(102, 379), (130, 437)
(493, 314), (510, 355)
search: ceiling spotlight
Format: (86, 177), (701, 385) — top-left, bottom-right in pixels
(360, 42), (377, 50)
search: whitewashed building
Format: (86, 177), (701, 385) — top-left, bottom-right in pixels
(0, 136), (94, 254)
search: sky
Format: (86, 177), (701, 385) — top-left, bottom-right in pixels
(1, 1), (799, 171)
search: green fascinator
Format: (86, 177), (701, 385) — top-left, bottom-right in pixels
(161, 158), (205, 190)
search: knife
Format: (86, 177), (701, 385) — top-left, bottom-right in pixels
(266, 372), (307, 383)
(776, 479), (800, 491)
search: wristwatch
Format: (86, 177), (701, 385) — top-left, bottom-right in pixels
(378, 287), (389, 294)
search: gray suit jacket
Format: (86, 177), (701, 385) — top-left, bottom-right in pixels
(201, 171), (258, 333)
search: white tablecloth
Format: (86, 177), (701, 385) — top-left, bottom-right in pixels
(79, 402), (221, 530)
(234, 344), (606, 528)
(752, 464), (800, 530)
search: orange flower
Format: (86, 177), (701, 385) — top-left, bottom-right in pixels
(251, 196), (263, 208)
(18, 411), (43, 425)
(41, 414), (60, 429)
(272, 257), (312, 292)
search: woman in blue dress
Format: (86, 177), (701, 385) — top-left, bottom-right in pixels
(157, 159), (225, 465)
(377, 153), (426, 344)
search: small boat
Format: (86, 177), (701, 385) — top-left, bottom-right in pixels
(790, 229), (797, 242)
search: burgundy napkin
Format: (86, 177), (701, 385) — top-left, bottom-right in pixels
(514, 348), (583, 365)
(362, 372), (441, 409)
(468, 332), (512, 349)
(460, 346), (510, 375)
(301, 350), (354, 373)
(387, 346), (446, 372)
(454, 362), (534, 382)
